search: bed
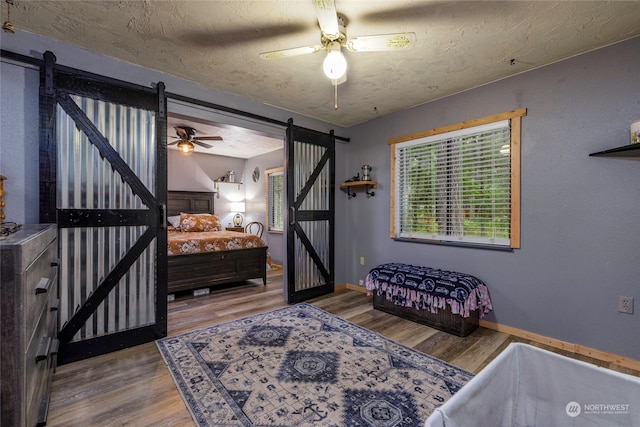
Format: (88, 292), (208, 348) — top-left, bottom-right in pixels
(167, 191), (268, 294)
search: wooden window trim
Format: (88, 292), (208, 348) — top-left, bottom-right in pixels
(388, 108), (527, 145)
(389, 108), (526, 249)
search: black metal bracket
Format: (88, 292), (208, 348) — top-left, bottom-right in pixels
(341, 182), (376, 199)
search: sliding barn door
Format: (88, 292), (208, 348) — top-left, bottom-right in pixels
(39, 52), (168, 364)
(286, 121), (335, 302)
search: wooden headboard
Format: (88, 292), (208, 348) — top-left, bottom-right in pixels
(167, 191), (216, 216)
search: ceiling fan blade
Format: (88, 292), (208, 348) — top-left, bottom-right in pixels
(182, 23), (309, 47)
(259, 45), (323, 60)
(193, 140), (213, 149)
(168, 140), (179, 146)
(346, 32), (417, 52)
(312, 0), (340, 40)
(174, 126), (193, 139)
(196, 136), (224, 141)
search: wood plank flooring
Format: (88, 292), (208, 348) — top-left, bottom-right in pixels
(46, 269), (639, 426)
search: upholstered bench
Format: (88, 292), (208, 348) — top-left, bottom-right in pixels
(365, 263), (493, 337)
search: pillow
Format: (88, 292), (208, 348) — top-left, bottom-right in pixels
(167, 215), (181, 229)
(180, 213), (221, 232)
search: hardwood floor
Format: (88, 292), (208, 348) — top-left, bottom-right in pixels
(47, 269), (639, 426)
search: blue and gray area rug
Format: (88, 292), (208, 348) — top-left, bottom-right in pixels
(156, 303), (473, 426)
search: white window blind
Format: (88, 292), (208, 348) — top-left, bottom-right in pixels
(394, 120), (512, 246)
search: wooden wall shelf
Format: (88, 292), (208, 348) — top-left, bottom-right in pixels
(340, 180), (377, 199)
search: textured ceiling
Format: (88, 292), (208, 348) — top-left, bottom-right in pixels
(3, 1), (640, 130)
(167, 113), (284, 158)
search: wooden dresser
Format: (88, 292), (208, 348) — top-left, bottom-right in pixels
(1, 224), (59, 427)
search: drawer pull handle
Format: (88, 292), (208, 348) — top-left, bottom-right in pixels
(50, 258), (60, 267)
(35, 277), (51, 294)
(50, 338), (60, 356)
(50, 298), (60, 312)
(36, 396), (50, 427)
(36, 337), (52, 362)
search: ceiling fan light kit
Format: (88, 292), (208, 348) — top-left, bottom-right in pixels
(323, 42), (347, 80)
(258, 0), (416, 107)
(177, 140), (194, 155)
(169, 125), (223, 155)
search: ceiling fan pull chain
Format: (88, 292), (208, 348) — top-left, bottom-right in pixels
(334, 81), (339, 110)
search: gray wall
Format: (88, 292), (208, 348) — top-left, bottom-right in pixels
(2, 29), (638, 360)
(339, 37), (640, 360)
(244, 149), (286, 265)
(168, 150), (246, 227)
(0, 60), (40, 224)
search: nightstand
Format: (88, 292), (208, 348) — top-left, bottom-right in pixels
(226, 226), (245, 232)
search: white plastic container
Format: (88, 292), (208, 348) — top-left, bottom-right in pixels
(424, 343), (640, 427)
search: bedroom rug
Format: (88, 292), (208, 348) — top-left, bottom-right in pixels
(156, 303), (473, 427)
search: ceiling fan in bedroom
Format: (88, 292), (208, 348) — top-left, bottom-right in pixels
(169, 126), (223, 155)
(259, 0), (416, 106)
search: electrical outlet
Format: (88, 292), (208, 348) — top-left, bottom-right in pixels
(360, 256), (365, 265)
(618, 296), (634, 314)
(359, 279), (364, 287)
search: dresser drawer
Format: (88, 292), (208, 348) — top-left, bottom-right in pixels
(24, 301), (58, 427)
(1, 224), (58, 427)
(24, 240), (58, 346)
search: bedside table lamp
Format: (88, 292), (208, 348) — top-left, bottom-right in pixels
(230, 202), (245, 227)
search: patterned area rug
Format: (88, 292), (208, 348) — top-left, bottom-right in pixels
(156, 304), (473, 426)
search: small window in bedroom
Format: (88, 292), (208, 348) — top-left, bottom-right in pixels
(390, 109), (526, 249)
(266, 167), (284, 233)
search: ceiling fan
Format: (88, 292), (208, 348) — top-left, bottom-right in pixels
(169, 126), (223, 155)
(259, 0), (416, 86)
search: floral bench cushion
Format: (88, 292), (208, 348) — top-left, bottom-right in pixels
(366, 263), (493, 318)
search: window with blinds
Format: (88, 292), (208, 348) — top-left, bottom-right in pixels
(391, 110), (524, 248)
(266, 167), (284, 232)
